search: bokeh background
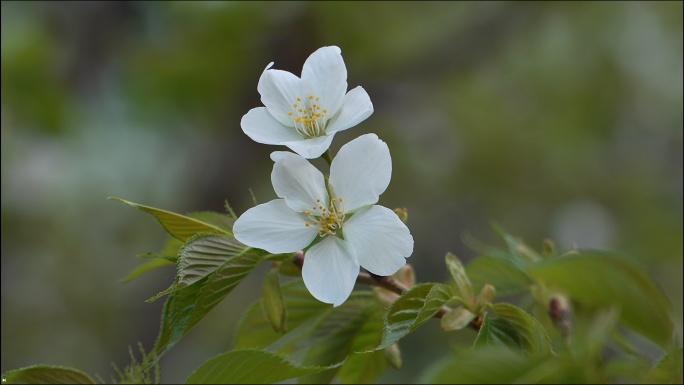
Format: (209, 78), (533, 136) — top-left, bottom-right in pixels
(2, 1), (682, 383)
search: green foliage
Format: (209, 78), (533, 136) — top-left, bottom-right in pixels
(150, 234), (265, 361)
(375, 283), (452, 351)
(185, 349), (341, 384)
(235, 280), (388, 384)
(527, 252), (674, 348)
(2, 365), (96, 384)
(262, 267), (287, 333)
(441, 306), (476, 332)
(109, 197), (230, 240)
(474, 303), (551, 355)
(445, 253), (474, 307)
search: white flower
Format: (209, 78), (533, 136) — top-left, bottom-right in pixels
(241, 46), (374, 159)
(234, 134), (413, 306)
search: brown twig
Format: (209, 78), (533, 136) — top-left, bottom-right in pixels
(292, 251), (482, 331)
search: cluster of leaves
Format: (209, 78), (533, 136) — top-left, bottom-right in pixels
(2, 201), (681, 384)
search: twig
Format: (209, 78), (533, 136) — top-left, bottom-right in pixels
(292, 251), (482, 330)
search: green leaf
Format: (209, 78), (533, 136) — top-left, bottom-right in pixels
(262, 267), (287, 333)
(187, 211), (236, 234)
(492, 222), (542, 262)
(441, 306), (477, 332)
(445, 253), (474, 306)
(375, 283), (452, 351)
(527, 252), (673, 349)
(475, 284), (496, 308)
(489, 303), (552, 355)
(185, 349), (340, 384)
(2, 365), (95, 384)
(120, 257), (174, 283)
(109, 197), (228, 241)
(298, 296), (384, 384)
(418, 347), (542, 384)
(466, 253), (532, 296)
(150, 235), (264, 361)
(474, 313), (526, 350)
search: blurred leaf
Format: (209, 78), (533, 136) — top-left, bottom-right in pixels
(489, 303), (552, 355)
(278, 258), (302, 277)
(150, 236), (265, 362)
(382, 344), (403, 371)
(2, 365), (95, 384)
(492, 222), (542, 262)
(466, 253), (532, 295)
(475, 284), (496, 307)
(441, 306), (477, 332)
(185, 349), (340, 384)
(419, 347), (543, 384)
(645, 347), (683, 384)
(527, 252), (673, 348)
(445, 253), (474, 306)
(474, 313), (525, 350)
(375, 283), (452, 351)
(120, 257), (174, 283)
(262, 267), (287, 333)
(110, 197), (228, 241)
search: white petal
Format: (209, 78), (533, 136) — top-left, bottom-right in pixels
(301, 46), (347, 117)
(302, 236), (359, 306)
(258, 63), (303, 127)
(270, 151), (328, 212)
(233, 199), (317, 254)
(241, 107), (302, 144)
(329, 134), (391, 212)
(282, 133), (336, 159)
(343, 205), (413, 276)
(326, 87), (373, 134)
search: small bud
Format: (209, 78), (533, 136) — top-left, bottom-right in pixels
(475, 284), (496, 306)
(548, 294), (572, 337)
(542, 239), (555, 258)
(393, 207), (408, 223)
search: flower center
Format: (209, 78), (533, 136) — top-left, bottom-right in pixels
(288, 95), (328, 138)
(304, 197), (345, 237)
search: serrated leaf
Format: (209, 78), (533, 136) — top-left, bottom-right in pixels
(466, 253), (532, 295)
(445, 253), (474, 307)
(149, 236), (265, 362)
(374, 283), (451, 351)
(110, 197), (228, 241)
(441, 306), (477, 332)
(2, 365), (95, 384)
(185, 349), (340, 384)
(489, 303), (552, 355)
(527, 252), (673, 349)
(262, 267), (287, 333)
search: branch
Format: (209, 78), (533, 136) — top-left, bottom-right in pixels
(292, 251), (482, 331)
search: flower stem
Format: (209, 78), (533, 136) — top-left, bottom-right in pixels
(292, 251), (482, 330)
(322, 150), (333, 166)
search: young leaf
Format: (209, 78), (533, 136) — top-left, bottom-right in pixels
(441, 307), (477, 332)
(109, 197), (228, 241)
(475, 284), (496, 307)
(489, 303), (552, 355)
(527, 252), (673, 349)
(466, 253), (532, 296)
(121, 257), (174, 283)
(149, 237), (265, 362)
(185, 349), (341, 384)
(474, 313), (526, 351)
(491, 222), (542, 262)
(445, 253), (474, 307)
(374, 283), (452, 351)
(2, 365), (96, 384)
(262, 267), (287, 333)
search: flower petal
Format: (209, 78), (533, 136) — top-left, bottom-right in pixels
(258, 63), (303, 126)
(282, 133), (336, 159)
(326, 86), (373, 134)
(303, 236), (359, 306)
(271, 151), (328, 212)
(329, 134), (391, 212)
(343, 205), (413, 276)
(233, 199), (317, 254)
(301, 46), (347, 117)
(241, 107), (302, 144)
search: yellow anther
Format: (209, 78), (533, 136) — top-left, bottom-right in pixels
(316, 199), (321, 202)
(288, 111), (293, 116)
(305, 222), (310, 227)
(316, 97), (320, 101)
(323, 109), (327, 113)
(297, 97), (301, 101)
(309, 95), (314, 99)
(338, 198), (343, 202)
(305, 211), (311, 216)
(293, 103), (298, 108)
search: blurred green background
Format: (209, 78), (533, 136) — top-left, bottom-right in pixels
(2, 1), (682, 383)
